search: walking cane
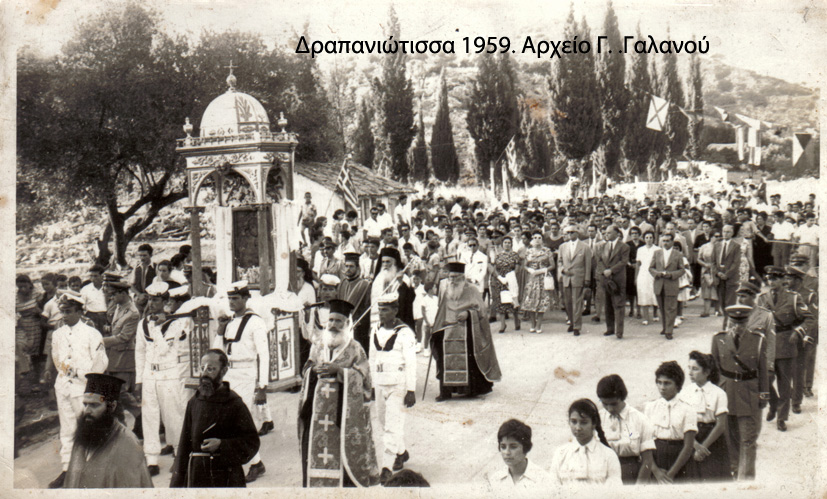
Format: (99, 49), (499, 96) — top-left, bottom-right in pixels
(422, 349), (433, 401)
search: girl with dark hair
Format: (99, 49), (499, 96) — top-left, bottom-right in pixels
(486, 419), (551, 491)
(683, 351), (731, 482)
(490, 236), (521, 333)
(549, 399), (622, 485)
(644, 361), (698, 483)
(596, 375), (659, 485)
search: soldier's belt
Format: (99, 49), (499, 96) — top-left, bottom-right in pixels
(150, 363), (178, 372)
(375, 364), (404, 373)
(720, 368), (757, 381)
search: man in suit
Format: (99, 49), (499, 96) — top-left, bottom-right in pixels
(716, 224), (742, 328)
(560, 225), (592, 336)
(599, 225), (630, 339)
(649, 233), (685, 340)
(102, 276), (142, 437)
(131, 244), (156, 314)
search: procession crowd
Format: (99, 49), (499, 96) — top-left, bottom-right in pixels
(14, 179), (819, 490)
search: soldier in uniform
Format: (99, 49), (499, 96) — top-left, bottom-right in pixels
(739, 281), (776, 374)
(785, 264), (818, 413)
(370, 292), (417, 483)
(135, 282), (187, 475)
(760, 266), (813, 431)
(789, 253), (818, 400)
(212, 280), (270, 483)
(710, 303), (768, 481)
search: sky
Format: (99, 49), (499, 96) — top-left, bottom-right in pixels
(9, 0), (827, 88)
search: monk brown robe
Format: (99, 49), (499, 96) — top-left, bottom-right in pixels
(65, 421), (153, 488)
(170, 381), (260, 487)
(337, 276), (372, 356)
(298, 339), (379, 487)
(430, 279), (502, 399)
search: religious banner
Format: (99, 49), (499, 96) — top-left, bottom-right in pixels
(442, 322), (470, 386)
(307, 377), (344, 486)
(268, 314), (297, 381)
(645, 95), (669, 131)
(189, 306), (213, 378)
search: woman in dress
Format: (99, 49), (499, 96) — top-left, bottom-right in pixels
(698, 231), (720, 317)
(486, 419), (551, 491)
(737, 223), (758, 284)
(636, 231), (659, 325)
(549, 399), (622, 486)
(521, 231), (553, 334)
(683, 351), (731, 482)
(490, 236), (522, 333)
(625, 228), (643, 319)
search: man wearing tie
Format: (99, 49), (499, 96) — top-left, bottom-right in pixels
(360, 237), (381, 279)
(716, 225), (742, 328)
(560, 226), (592, 336)
(599, 225), (630, 339)
(649, 233), (686, 340)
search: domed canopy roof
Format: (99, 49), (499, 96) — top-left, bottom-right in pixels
(200, 81), (270, 138)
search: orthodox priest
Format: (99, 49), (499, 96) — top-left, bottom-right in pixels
(170, 349), (260, 487)
(370, 247), (415, 333)
(298, 299), (379, 487)
(338, 252), (372, 355)
(430, 262), (502, 402)
(64, 373), (153, 488)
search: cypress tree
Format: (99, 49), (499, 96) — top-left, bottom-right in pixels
(373, 6), (416, 182)
(431, 69), (459, 183)
(466, 52), (520, 188)
(548, 7), (602, 176)
(518, 99), (554, 184)
(648, 59), (667, 180)
(662, 27), (689, 164)
(351, 98), (375, 168)
(291, 29), (336, 162)
(686, 45), (705, 160)
(595, 0), (627, 178)
(622, 24), (653, 178)
(411, 109), (429, 182)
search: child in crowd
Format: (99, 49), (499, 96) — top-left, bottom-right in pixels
(683, 351), (731, 482)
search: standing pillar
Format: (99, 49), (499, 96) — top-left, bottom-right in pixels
(256, 203), (272, 295)
(186, 206), (205, 297)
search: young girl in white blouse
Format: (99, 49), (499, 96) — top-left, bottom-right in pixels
(550, 399), (622, 486)
(644, 361), (698, 483)
(683, 351), (731, 482)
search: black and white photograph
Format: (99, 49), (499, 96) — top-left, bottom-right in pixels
(4, 0), (825, 495)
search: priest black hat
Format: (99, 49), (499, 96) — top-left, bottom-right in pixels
(445, 261), (465, 273)
(85, 373), (125, 402)
(379, 247), (402, 265)
(328, 299), (355, 317)
(343, 252), (361, 263)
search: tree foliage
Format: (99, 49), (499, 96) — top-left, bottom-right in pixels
(548, 8), (602, 165)
(518, 99), (557, 184)
(595, 0), (627, 177)
(661, 27), (689, 163)
(372, 6), (416, 182)
(466, 53), (520, 187)
(621, 24), (654, 178)
(686, 46), (705, 160)
(430, 70), (459, 183)
(411, 109), (429, 182)
(351, 98), (375, 168)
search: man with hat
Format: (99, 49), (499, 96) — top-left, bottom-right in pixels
(212, 280), (270, 482)
(430, 262), (502, 401)
(101, 275), (142, 437)
(459, 236), (489, 296)
(48, 291), (109, 488)
(789, 253), (817, 399)
(338, 252), (372, 355)
(316, 274), (342, 327)
(298, 299), (380, 487)
(711, 304), (769, 481)
(371, 292), (418, 483)
(64, 373), (152, 488)
(170, 349), (260, 487)
(738, 280), (776, 374)
(370, 247), (415, 332)
(758, 266), (813, 431)
(135, 282), (187, 474)
(313, 238), (342, 283)
(784, 264), (818, 413)
(165, 285), (195, 401)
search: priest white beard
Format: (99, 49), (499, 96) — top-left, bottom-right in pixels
(446, 279), (466, 303)
(320, 320), (353, 361)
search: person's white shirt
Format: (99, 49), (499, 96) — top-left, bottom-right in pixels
(80, 282), (107, 314)
(487, 459), (553, 493)
(422, 294), (438, 327)
(549, 437), (623, 485)
(412, 284), (426, 321)
(363, 217), (382, 238)
(464, 251), (489, 292)
(377, 212), (394, 232)
(644, 396), (698, 440)
(599, 405), (657, 458)
(797, 223), (819, 246)
(52, 320), (108, 382)
(681, 381), (729, 424)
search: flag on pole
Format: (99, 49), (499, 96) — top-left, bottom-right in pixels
(505, 136), (520, 178)
(735, 125), (746, 162)
(793, 132), (814, 169)
(336, 159), (359, 211)
(714, 106), (729, 122)
(735, 114), (763, 166)
(501, 161), (511, 204)
(645, 95), (669, 131)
